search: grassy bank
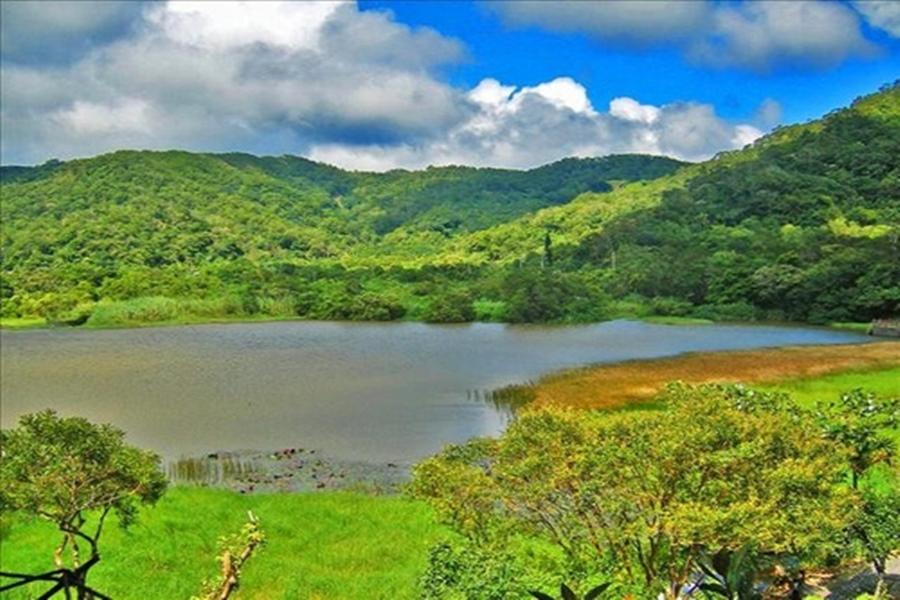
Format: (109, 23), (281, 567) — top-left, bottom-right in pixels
(0, 317), (47, 330)
(525, 341), (900, 410)
(0, 488), (445, 599)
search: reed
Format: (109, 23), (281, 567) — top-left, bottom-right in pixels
(167, 454), (259, 485)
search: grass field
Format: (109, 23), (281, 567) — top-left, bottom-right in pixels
(529, 341), (900, 410)
(760, 365), (900, 406)
(0, 488), (445, 600)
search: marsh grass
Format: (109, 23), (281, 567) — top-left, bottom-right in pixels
(85, 296), (254, 328)
(167, 455), (260, 485)
(474, 381), (537, 415)
(529, 342), (900, 410)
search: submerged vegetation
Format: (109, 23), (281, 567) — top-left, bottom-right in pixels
(2, 84), (898, 328)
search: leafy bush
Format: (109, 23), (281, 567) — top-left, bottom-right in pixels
(424, 290), (476, 323)
(411, 384), (858, 599)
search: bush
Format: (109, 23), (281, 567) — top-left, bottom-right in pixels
(693, 302), (760, 322)
(338, 292), (406, 321)
(424, 291), (475, 323)
(473, 299), (506, 322)
(87, 296), (181, 326)
(411, 385), (856, 599)
(649, 296), (693, 317)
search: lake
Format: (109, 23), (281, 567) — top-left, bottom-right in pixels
(0, 320), (869, 462)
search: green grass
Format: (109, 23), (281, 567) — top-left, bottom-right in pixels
(759, 366), (900, 408)
(0, 317), (47, 330)
(0, 487), (445, 600)
(827, 321), (872, 333)
(761, 367), (900, 490)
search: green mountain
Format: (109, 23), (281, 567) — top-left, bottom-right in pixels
(1, 82), (897, 326)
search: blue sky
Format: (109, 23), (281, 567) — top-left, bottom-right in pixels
(1, 1), (898, 169)
(362, 0), (899, 124)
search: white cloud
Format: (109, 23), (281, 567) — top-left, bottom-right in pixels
(492, 0), (877, 72)
(52, 98), (153, 135)
(468, 79), (515, 108)
(310, 78), (767, 170)
(512, 78), (596, 115)
(145, 1), (344, 51)
(854, 0), (900, 37)
(609, 97), (660, 124)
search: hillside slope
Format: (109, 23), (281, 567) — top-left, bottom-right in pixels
(435, 81), (899, 323)
(0, 82), (897, 326)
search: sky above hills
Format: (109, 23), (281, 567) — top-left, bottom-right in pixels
(1, 0), (898, 169)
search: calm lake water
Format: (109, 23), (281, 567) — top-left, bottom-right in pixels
(0, 320), (869, 462)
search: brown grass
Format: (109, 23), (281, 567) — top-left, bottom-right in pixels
(532, 342), (900, 410)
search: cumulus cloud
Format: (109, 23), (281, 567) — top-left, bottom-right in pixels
(309, 77), (767, 170)
(1, 1), (469, 164)
(854, 0), (900, 37)
(491, 0), (877, 72)
(145, 1), (341, 51)
(609, 98), (660, 125)
(1, 1), (769, 169)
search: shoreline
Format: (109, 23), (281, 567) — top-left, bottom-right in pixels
(0, 312), (875, 335)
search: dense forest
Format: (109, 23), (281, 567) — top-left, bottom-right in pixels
(1, 83), (897, 327)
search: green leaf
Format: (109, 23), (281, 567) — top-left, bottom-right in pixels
(584, 582), (611, 600)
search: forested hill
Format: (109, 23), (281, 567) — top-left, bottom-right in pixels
(1, 82), (897, 326)
(0, 151), (681, 264)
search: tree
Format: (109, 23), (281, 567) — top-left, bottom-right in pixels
(851, 489), (900, 595)
(0, 410), (167, 598)
(816, 389), (899, 489)
(816, 390), (900, 591)
(411, 385), (854, 599)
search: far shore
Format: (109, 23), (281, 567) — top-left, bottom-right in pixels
(0, 312), (877, 334)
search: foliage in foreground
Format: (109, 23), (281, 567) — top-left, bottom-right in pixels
(410, 384), (900, 599)
(0, 410), (167, 597)
(192, 512), (265, 600)
(0, 487), (442, 599)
